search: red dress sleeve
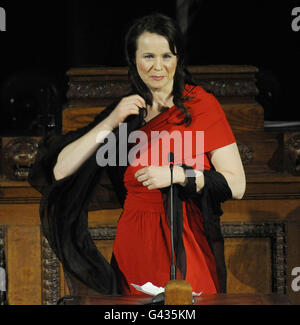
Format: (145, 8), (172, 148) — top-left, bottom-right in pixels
(186, 85), (236, 153)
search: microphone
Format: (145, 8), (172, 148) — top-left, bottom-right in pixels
(168, 152), (174, 167)
(151, 152), (194, 305)
(168, 152), (176, 281)
(151, 152), (176, 305)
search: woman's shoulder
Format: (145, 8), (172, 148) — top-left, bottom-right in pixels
(184, 84), (222, 115)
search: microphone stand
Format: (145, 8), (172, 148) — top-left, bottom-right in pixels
(151, 152), (175, 304)
(169, 156), (176, 281)
(150, 152), (194, 305)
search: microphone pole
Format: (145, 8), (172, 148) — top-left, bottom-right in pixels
(163, 152), (193, 305)
(168, 152), (176, 281)
(151, 152), (175, 304)
(151, 153), (194, 305)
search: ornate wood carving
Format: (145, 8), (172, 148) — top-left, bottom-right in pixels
(285, 133), (300, 176)
(2, 137), (39, 181)
(221, 222), (287, 294)
(67, 78), (258, 102)
(237, 142), (254, 165)
(67, 80), (130, 100)
(0, 225), (7, 305)
(65, 65), (259, 108)
(194, 78), (258, 98)
(41, 235), (60, 305)
(89, 225), (116, 240)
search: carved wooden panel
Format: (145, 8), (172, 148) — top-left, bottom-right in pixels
(41, 235), (60, 305)
(42, 222), (287, 303)
(221, 222), (287, 294)
(66, 66), (259, 107)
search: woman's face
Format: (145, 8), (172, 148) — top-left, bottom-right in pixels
(135, 32), (178, 94)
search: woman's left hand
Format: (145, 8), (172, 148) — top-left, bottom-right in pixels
(134, 165), (185, 190)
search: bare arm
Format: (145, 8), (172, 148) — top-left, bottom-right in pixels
(53, 119), (113, 181)
(207, 142), (246, 199)
(176, 143), (245, 198)
(53, 95), (146, 181)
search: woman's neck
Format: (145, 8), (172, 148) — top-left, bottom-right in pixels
(150, 89), (174, 111)
(143, 89), (174, 123)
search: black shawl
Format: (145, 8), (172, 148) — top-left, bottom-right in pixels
(28, 99), (232, 295)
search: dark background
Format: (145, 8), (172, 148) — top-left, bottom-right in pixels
(0, 0), (300, 136)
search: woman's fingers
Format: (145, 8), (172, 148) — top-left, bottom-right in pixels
(136, 174), (148, 182)
(130, 95), (146, 108)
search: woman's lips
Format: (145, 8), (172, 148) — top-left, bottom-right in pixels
(151, 76), (165, 81)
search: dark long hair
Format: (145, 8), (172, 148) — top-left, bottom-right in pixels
(125, 13), (196, 126)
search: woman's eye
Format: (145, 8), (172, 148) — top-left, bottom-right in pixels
(144, 54), (153, 59)
(163, 54), (171, 59)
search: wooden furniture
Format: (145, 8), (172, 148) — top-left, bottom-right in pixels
(0, 65), (299, 305)
(58, 293), (290, 305)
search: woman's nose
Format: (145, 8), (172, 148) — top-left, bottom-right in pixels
(153, 58), (162, 70)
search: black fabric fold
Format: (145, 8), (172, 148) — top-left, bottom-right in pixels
(29, 98), (145, 295)
(179, 164), (232, 292)
(161, 184), (186, 280)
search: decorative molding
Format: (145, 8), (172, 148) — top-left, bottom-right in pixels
(0, 226), (7, 305)
(67, 78), (258, 101)
(0, 197), (41, 205)
(41, 235), (60, 305)
(285, 133), (300, 176)
(67, 81), (130, 100)
(89, 225), (116, 240)
(221, 222), (287, 294)
(243, 192), (300, 201)
(195, 78), (259, 97)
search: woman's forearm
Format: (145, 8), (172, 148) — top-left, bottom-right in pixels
(217, 170), (246, 200)
(53, 118), (113, 181)
(53, 94), (146, 181)
(175, 165), (245, 199)
(175, 166), (205, 192)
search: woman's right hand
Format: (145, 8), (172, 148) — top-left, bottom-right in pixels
(103, 95), (146, 130)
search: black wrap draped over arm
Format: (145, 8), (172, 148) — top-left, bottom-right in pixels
(178, 164), (232, 293)
(29, 99), (233, 295)
(29, 99), (145, 295)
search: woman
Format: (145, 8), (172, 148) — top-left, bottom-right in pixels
(29, 13), (245, 296)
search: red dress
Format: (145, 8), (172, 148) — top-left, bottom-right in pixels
(112, 85), (236, 295)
